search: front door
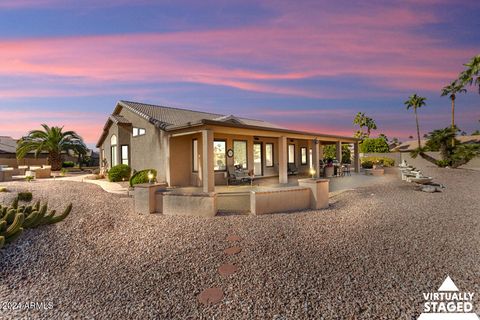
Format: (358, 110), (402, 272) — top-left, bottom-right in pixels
(253, 142), (263, 176)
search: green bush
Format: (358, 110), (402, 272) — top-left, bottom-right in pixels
(62, 161), (75, 168)
(360, 137), (390, 153)
(361, 156), (395, 168)
(0, 187), (7, 192)
(129, 169), (157, 187)
(323, 144), (351, 163)
(108, 164), (131, 182)
(17, 192), (33, 202)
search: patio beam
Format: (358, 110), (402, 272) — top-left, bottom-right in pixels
(336, 141), (342, 164)
(202, 129), (215, 193)
(354, 142), (360, 172)
(278, 136), (288, 184)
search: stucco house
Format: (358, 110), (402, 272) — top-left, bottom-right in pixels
(97, 100), (360, 192)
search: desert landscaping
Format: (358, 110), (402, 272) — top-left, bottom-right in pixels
(1, 164), (479, 319)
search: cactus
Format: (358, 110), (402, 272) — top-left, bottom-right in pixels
(4, 213), (24, 238)
(5, 228), (23, 244)
(45, 204), (72, 225)
(22, 210), (39, 228)
(34, 201), (40, 212)
(0, 220), (6, 232)
(11, 197), (18, 209)
(0, 236), (4, 249)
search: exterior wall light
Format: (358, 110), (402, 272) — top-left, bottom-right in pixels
(148, 171), (154, 184)
(310, 168), (316, 179)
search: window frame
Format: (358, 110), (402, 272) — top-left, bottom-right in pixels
(121, 145), (129, 166)
(110, 135), (117, 167)
(288, 144), (296, 164)
(133, 127), (146, 137)
(233, 139), (248, 169)
(265, 143), (274, 167)
(213, 139), (227, 172)
(192, 139), (198, 172)
(300, 147), (307, 165)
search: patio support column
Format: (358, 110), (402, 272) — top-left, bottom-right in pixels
(336, 141), (342, 164)
(354, 142), (360, 173)
(312, 140), (320, 178)
(319, 144), (324, 160)
(278, 136), (288, 184)
(202, 129), (215, 193)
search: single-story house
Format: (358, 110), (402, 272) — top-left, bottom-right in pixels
(97, 100), (360, 192)
(0, 136), (49, 167)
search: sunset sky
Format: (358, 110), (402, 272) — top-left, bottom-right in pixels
(0, 0), (479, 147)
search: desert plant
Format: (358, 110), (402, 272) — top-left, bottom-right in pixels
(0, 187), (7, 192)
(62, 161), (75, 168)
(361, 157), (395, 168)
(457, 54), (480, 94)
(17, 192), (33, 202)
(353, 112), (377, 140)
(25, 175), (34, 182)
(16, 124), (87, 171)
(0, 198), (72, 249)
(129, 169), (158, 187)
(108, 164), (131, 182)
(441, 81), (467, 128)
(404, 94), (427, 149)
(360, 137), (390, 153)
(323, 145), (351, 163)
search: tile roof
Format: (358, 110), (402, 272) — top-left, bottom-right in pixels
(109, 114), (131, 125)
(0, 136), (17, 154)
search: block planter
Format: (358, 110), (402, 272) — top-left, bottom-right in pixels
(250, 187), (311, 215)
(134, 183), (168, 214)
(364, 168), (385, 176)
(162, 192), (217, 217)
(298, 178), (329, 209)
(324, 166), (334, 178)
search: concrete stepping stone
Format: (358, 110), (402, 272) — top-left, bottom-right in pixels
(226, 235), (242, 242)
(224, 246), (242, 255)
(197, 287), (224, 305)
(218, 263), (238, 277)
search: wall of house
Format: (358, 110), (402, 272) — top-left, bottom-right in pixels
(169, 134), (193, 187)
(100, 107), (167, 182)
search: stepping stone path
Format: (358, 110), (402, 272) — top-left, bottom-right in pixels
(197, 234), (242, 306)
(224, 246), (242, 255)
(197, 287), (224, 305)
(218, 263), (238, 277)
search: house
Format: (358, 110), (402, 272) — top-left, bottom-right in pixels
(391, 135), (480, 152)
(96, 100), (360, 193)
(0, 136), (49, 167)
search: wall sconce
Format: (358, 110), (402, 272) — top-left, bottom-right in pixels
(148, 171), (154, 184)
(309, 168), (316, 179)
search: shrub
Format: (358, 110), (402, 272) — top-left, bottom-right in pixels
(129, 169), (157, 187)
(0, 187), (8, 192)
(62, 161), (75, 168)
(17, 192), (33, 202)
(323, 144), (351, 164)
(361, 156), (395, 168)
(360, 137), (390, 153)
(108, 164), (131, 182)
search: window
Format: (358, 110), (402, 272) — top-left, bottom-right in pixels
(213, 140), (226, 171)
(233, 140), (247, 169)
(121, 145), (129, 166)
(110, 135), (117, 167)
(192, 139), (198, 172)
(265, 143), (274, 167)
(133, 127), (146, 137)
(301, 147), (307, 165)
(288, 144), (295, 164)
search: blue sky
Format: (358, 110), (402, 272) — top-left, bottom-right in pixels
(0, 0), (479, 147)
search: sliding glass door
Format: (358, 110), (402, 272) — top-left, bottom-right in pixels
(253, 143), (263, 176)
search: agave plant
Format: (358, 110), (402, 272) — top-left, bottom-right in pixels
(17, 124), (87, 171)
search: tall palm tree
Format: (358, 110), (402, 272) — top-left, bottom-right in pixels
(404, 94), (427, 148)
(458, 54), (480, 94)
(17, 124), (87, 171)
(441, 81), (466, 128)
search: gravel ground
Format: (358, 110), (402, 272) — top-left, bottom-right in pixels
(0, 166), (479, 319)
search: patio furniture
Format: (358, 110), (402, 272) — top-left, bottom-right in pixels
(227, 166), (252, 185)
(343, 164), (351, 176)
(288, 163), (299, 175)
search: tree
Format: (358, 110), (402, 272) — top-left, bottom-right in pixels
(441, 80), (466, 128)
(359, 137), (390, 153)
(17, 124), (87, 171)
(323, 144), (351, 163)
(353, 112), (377, 140)
(404, 94), (427, 148)
(458, 54), (480, 94)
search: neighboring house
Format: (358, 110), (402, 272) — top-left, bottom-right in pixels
(391, 135), (480, 152)
(97, 100), (360, 192)
(0, 136), (49, 167)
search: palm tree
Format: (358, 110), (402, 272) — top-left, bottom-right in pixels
(17, 124), (87, 171)
(353, 112), (377, 139)
(441, 81), (466, 128)
(404, 94), (427, 148)
(458, 54), (480, 94)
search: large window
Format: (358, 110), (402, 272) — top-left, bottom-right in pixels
(301, 147), (307, 165)
(110, 135), (118, 167)
(133, 127), (146, 137)
(288, 144), (295, 164)
(213, 140), (226, 171)
(233, 140), (247, 169)
(121, 145), (129, 166)
(265, 143), (274, 167)
(192, 139), (198, 172)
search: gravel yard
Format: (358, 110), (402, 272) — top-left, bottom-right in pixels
(1, 166), (479, 319)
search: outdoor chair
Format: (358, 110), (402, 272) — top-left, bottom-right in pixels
(227, 167), (252, 185)
(288, 163), (299, 175)
(343, 164), (351, 176)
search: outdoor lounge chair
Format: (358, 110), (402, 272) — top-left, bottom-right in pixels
(227, 167), (252, 185)
(288, 163), (298, 175)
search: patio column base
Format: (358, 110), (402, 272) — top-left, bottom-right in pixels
(163, 192), (217, 217)
(134, 183), (168, 214)
(298, 178), (329, 209)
